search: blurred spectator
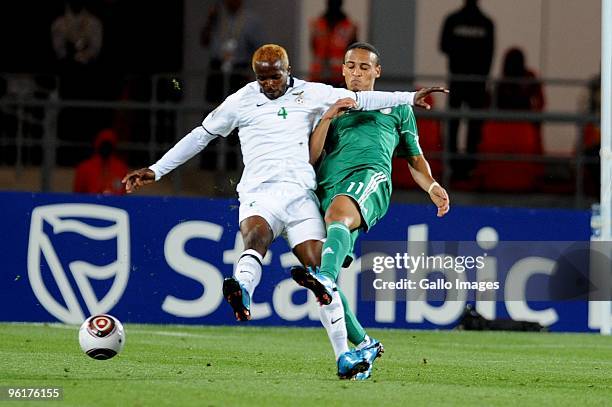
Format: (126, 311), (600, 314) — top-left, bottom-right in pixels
(201, 0), (265, 103)
(309, 0), (357, 87)
(51, 0), (103, 68)
(73, 129), (128, 195)
(51, 0), (107, 166)
(51, 0), (103, 99)
(440, 0), (494, 179)
(478, 48), (545, 193)
(494, 48), (545, 112)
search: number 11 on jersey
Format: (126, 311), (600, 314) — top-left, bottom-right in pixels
(347, 182), (364, 195)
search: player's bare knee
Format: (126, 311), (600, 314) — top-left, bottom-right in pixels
(324, 211), (353, 227)
(325, 197), (359, 227)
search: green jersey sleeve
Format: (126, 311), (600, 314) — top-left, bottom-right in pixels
(395, 105), (422, 158)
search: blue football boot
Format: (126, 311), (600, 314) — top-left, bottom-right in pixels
(290, 266), (334, 305)
(354, 339), (384, 380)
(337, 350), (370, 380)
(222, 277), (251, 321)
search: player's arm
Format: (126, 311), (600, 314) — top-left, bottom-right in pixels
(399, 105), (449, 217)
(407, 155), (450, 218)
(309, 98), (356, 165)
(122, 126), (217, 193)
(331, 87), (448, 111)
(123, 92), (240, 193)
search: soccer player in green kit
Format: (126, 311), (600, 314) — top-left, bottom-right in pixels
(292, 42), (450, 380)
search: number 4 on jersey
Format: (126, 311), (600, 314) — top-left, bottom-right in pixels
(277, 107), (288, 119)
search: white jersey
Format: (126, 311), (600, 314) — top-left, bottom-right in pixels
(149, 77), (415, 194)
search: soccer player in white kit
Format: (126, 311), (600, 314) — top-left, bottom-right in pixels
(123, 44), (446, 379)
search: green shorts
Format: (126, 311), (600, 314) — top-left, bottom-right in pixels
(318, 168), (392, 233)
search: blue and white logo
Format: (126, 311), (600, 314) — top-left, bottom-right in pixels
(27, 204), (130, 324)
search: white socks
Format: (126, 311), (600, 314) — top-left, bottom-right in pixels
(319, 290), (350, 360)
(234, 249), (263, 299)
(356, 335), (373, 350)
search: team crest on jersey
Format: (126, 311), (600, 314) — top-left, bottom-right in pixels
(379, 108), (392, 114)
(293, 91), (305, 104)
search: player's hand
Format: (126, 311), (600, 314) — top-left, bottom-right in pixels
(322, 98), (358, 120)
(414, 87), (449, 110)
(429, 183), (450, 217)
(122, 168), (156, 194)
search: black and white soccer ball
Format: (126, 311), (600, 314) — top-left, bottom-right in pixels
(78, 314), (125, 360)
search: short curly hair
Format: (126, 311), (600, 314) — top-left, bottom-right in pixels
(251, 44), (290, 71)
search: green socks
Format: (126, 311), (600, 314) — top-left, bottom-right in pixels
(320, 222), (366, 346)
(319, 222), (351, 282)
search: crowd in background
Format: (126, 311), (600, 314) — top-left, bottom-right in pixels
(0, 0), (601, 197)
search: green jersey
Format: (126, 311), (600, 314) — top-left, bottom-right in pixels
(316, 104), (422, 191)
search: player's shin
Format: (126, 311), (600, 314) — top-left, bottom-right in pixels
(319, 222), (351, 282)
(319, 290), (350, 359)
(234, 249), (263, 298)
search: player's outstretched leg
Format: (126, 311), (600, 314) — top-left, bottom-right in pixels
(290, 265), (334, 305)
(291, 265), (369, 378)
(317, 286), (351, 357)
(222, 277), (251, 321)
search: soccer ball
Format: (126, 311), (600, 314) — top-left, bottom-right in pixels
(78, 314), (125, 360)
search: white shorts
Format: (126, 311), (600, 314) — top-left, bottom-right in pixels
(238, 183), (325, 248)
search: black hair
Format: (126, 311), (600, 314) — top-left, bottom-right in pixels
(503, 48), (526, 77)
(345, 42), (381, 65)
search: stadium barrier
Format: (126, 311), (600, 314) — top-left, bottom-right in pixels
(2, 191), (607, 333)
(0, 72), (600, 207)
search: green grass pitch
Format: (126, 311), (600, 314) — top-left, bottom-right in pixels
(1, 323), (611, 406)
